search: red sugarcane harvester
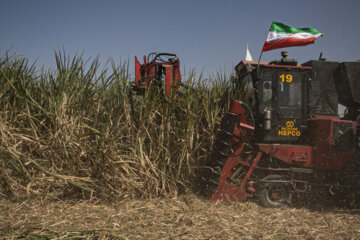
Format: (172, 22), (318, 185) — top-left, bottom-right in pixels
(135, 52), (181, 95)
(204, 51), (360, 207)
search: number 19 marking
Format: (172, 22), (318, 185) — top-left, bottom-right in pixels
(280, 74), (293, 83)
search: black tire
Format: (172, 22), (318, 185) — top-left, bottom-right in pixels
(258, 175), (292, 208)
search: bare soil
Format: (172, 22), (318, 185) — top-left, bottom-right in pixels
(1, 195), (360, 240)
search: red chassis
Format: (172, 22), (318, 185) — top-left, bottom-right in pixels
(210, 101), (357, 201)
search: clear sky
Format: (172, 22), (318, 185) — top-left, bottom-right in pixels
(1, 0), (360, 77)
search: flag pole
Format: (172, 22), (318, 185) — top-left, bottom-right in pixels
(256, 50), (264, 78)
(257, 51), (263, 65)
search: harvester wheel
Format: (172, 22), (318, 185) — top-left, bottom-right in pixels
(258, 175), (292, 208)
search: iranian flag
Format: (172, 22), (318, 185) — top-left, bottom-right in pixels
(262, 22), (323, 52)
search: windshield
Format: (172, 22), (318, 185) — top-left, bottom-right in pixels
(277, 72), (302, 118)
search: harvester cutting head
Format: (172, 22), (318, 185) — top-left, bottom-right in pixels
(135, 52), (181, 95)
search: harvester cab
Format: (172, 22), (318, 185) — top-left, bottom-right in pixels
(235, 51), (311, 143)
(205, 52), (360, 208)
(134, 52), (181, 95)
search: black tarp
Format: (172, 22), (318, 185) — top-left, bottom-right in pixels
(334, 62), (360, 108)
(302, 60), (339, 116)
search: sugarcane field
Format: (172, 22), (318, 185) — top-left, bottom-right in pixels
(2, 1), (360, 239)
(1, 47), (360, 239)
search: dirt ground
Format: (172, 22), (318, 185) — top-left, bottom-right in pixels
(1, 194), (360, 240)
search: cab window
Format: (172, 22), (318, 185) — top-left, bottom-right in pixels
(277, 72), (302, 118)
